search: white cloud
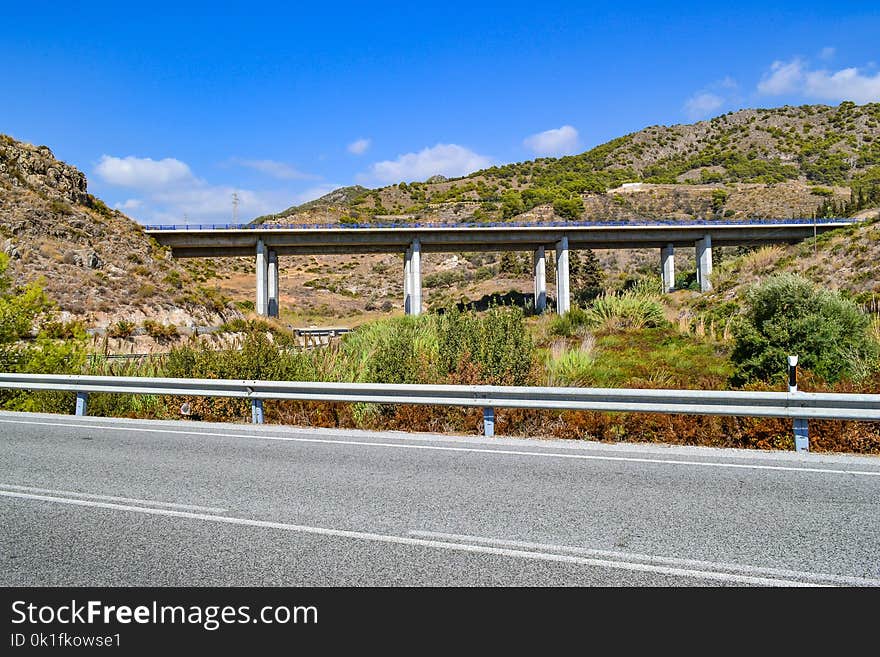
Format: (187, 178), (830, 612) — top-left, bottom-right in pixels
(114, 199), (143, 211)
(227, 158), (317, 180)
(95, 155), (194, 189)
(684, 92), (724, 120)
(757, 59), (805, 95)
(758, 58), (880, 103)
(291, 184), (344, 205)
(347, 138), (371, 155)
(366, 143), (492, 184)
(682, 77), (741, 120)
(804, 67), (880, 103)
(523, 125), (579, 157)
(95, 154), (288, 224)
(819, 47), (836, 61)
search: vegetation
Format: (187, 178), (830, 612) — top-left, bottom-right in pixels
(261, 103), (880, 226)
(0, 253), (86, 413)
(107, 320), (136, 338)
(731, 274), (878, 385)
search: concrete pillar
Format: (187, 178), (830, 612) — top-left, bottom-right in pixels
(696, 234), (713, 292)
(267, 250), (279, 318)
(409, 237), (422, 315)
(255, 239), (268, 316)
(661, 243), (675, 293)
(404, 247), (412, 314)
(533, 246), (547, 313)
(555, 237), (570, 315)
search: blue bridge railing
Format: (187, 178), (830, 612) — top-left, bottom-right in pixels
(142, 218), (855, 231)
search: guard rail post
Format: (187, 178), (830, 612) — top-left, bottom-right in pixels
(483, 407), (495, 437)
(251, 399), (264, 425)
(75, 391), (88, 417)
(789, 355), (809, 452)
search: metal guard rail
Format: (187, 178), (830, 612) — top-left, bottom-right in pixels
(2, 373), (880, 422)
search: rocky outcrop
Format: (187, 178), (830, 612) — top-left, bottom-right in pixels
(0, 133), (241, 329)
(0, 136), (89, 205)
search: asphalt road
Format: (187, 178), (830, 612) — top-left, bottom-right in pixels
(1, 411), (879, 586)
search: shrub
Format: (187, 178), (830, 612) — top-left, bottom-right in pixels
(40, 319), (87, 340)
(675, 270), (699, 291)
(549, 306), (592, 337)
(436, 305), (535, 385)
(142, 320), (179, 341)
(107, 320), (136, 338)
(730, 274), (879, 385)
(338, 315), (438, 384)
(163, 270), (183, 288)
(49, 199), (74, 216)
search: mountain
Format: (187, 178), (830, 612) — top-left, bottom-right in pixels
(0, 135), (238, 328)
(4, 102), (879, 333)
(258, 102), (880, 226)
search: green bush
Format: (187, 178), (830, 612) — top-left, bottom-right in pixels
(142, 320), (179, 341)
(107, 320), (136, 338)
(338, 315), (438, 384)
(549, 306), (592, 337)
(731, 274), (879, 385)
(0, 254), (87, 412)
(40, 319), (87, 340)
(436, 305), (535, 385)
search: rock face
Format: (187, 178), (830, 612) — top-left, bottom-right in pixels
(0, 137), (89, 206)
(0, 134), (240, 328)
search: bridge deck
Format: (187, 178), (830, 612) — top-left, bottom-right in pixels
(145, 219), (852, 257)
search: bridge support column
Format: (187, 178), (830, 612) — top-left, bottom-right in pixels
(255, 239), (268, 316)
(267, 250), (279, 318)
(404, 247), (412, 314)
(533, 246), (547, 313)
(696, 234), (713, 292)
(555, 237), (570, 315)
(405, 238), (422, 316)
(267, 250), (278, 317)
(661, 243), (675, 293)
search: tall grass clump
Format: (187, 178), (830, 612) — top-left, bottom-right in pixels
(731, 273), (879, 385)
(586, 291), (667, 330)
(739, 245), (785, 275)
(546, 336), (595, 386)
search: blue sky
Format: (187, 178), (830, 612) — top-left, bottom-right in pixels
(2, 1), (879, 224)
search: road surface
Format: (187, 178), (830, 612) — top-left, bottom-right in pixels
(1, 411), (879, 586)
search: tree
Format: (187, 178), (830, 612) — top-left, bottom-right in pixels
(500, 190), (524, 220)
(730, 274), (878, 385)
(570, 249), (603, 305)
(552, 195), (584, 220)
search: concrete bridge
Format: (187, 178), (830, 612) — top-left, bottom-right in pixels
(144, 219), (853, 317)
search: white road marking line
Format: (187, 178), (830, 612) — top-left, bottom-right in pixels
(0, 484), (227, 514)
(2, 417), (880, 477)
(410, 530), (880, 587)
(0, 490), (822, 586)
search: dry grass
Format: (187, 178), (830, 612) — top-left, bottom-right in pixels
(739, 245), (785, 274)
